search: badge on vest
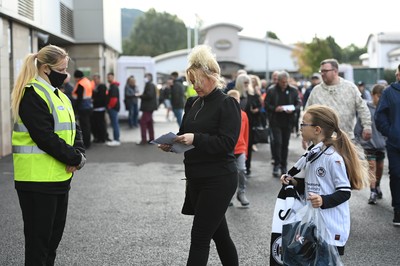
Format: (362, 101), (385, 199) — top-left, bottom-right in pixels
(58, 106), (65, 110)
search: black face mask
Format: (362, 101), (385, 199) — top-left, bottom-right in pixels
(46, 69), (67, 88)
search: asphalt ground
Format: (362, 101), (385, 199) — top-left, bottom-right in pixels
(1, 106), (399, 265)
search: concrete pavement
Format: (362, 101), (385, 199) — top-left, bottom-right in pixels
(0, 106), (399, 265)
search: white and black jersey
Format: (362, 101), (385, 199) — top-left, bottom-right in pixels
(305, 145), (351, 247)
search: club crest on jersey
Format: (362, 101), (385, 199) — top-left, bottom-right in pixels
(316, 167), (326, 177)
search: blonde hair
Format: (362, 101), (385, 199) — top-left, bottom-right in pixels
(235, 74), (255, 96)
(227, 89), (240, 102)
(250, 74), (261, 89)
(305, 104), (369, 190)
(11, 45), (69, 122)
(185, 45), (225, 89)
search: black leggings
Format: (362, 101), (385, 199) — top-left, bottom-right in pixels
(186, 173), (239, 266)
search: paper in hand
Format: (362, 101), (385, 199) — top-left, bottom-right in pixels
(282, 104), (295, 111)
(150, 132), (194, 153)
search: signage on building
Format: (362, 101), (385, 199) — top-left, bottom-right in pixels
(214, 39), (232, 50)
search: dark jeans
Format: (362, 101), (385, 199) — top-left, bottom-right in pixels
(128, 103), (139, 127)
(107, 108), (120, 141)
(139, 111), (154, 142)
(77, 109), (92, 149)
(91, 110), (108, 142)
(270, 125), (292, 168)
(387, 145), (400, 211)
(186, 173), (239, 266)
(17, 190), (69, 266)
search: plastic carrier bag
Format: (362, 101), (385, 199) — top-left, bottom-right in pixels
(281, 203), (343, 266)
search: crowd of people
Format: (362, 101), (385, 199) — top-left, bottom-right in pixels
(172, 53), (400, 265)
(157, 44), (400, 265)
(10, 43), (400, 265)
(61, 70), (121, 147)
(61, 69), (187, 148)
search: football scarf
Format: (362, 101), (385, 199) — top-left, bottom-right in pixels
(270, 184), (305, 265)
(270, 143), (325, 265)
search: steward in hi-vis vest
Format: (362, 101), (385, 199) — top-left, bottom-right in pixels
(72, 70), (94, 149)
(10, 44), (86, 265)
(72, 75), (93, 111)
(12, 78), (84, 183)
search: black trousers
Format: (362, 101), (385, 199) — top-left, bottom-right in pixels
(271, 125), (292, 168)
(186, 172), (239, 266)
(245, 128), (254, 173)
(77, 109), (92, 149)
(17, 190), (69, 266)
(91, 110), (108, 142)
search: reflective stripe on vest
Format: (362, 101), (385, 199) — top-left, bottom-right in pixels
(13, 145), (45, 154)
(13, 119), (73, 132)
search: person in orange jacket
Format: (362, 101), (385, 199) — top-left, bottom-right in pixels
(228, 89), (250, 206)
(72, 70), (93, 149)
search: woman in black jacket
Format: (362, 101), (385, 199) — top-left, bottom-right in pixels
(160, 45), (241, 266)
(10, 44), (86, 265)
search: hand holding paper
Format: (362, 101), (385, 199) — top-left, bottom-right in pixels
(281, 104), (295, 112)
(150, 132), (194, 153)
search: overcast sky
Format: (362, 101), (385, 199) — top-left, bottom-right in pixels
(120, 0), (399, 48)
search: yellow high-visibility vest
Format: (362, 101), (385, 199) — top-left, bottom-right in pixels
(12, 79), (76, 182)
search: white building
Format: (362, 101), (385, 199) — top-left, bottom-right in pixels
(0, 0), (121, 157)
(154, 23), (298, 79)
(361, 32), (400, 69)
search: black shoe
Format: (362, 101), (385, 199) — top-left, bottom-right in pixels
(394, 211), (400, 226)
(376, 186), (383, 199)
(273, 165), (280, 177)
(368, 191), (378, 205)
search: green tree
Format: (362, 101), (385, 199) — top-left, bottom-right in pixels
(266, 31), (279, 41)
(121, 8), (143, 40)
(292, 42), (311, 75)
(293, 37), (332, 77)
(341, 44), (367, 64)
(326, 36), (342, 61)
(384, 68), (396, 84)
(123, 8), (187, 56)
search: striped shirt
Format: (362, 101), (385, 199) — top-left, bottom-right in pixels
(305, 145), (351, 247)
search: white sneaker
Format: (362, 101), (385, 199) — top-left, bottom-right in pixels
(106, 140), (121, 147)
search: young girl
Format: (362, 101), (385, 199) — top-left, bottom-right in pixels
(281, 104), (368, 255)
